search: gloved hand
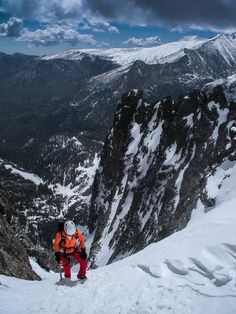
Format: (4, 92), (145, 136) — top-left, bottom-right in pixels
(80, 248), (87, 260)
(55, 252), (61, 263)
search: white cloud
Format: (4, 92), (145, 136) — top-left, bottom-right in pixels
(84, 18), (120, 34)
(123, 36), (160, 47)
(80, 23), (112, 34)
(189, 24), (236, 34)
(17, 25), (96, 46)
(108, 26), (119, 33)
(0, 17), (23, 37)
(97, 41), (110, 47)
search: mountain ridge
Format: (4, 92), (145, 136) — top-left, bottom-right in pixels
(88, 86), (236, 267)
(41, 33), (236, 67)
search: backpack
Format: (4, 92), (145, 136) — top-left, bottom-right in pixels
(57, 220), (65, 233)
(53, 220), (65, 246)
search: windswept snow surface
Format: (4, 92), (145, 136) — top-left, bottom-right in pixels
(1, 164), (236, 313)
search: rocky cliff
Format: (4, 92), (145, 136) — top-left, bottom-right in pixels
(0, 187), (40, 280)
(88, 86), (236, 267)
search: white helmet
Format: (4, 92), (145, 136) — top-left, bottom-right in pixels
(64, 220), (76, 236)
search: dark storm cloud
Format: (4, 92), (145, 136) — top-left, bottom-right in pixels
(135, 0), (236, 28)
(85, 0), (236, 30)
(0, 16), (23, 36)
(1, 0), (235, 30)
(0, 0), (84, 22)
(0, 1), (119, 32)
(0, 0), (37, 19)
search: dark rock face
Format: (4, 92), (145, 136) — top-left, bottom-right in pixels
(88, 87), (236, 267)
(0, 187), (40, 280)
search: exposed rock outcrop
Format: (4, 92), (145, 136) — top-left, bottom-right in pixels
(0, 187), (40, 280)
(88, 87), (236, 267)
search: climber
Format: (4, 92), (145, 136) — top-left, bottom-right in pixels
(54, 220), (87, 280)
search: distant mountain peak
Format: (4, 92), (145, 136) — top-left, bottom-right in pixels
(209, 32), (236, 43)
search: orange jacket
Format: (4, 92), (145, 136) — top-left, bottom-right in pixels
(54, 229), (86, 254)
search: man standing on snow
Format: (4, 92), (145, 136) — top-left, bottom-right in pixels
(54, 220), (87, 280)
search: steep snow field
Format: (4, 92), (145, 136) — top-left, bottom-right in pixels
(1, 163), (236, 313)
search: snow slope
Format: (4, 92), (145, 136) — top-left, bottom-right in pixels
(0, 163), (236, 313)
(0, 160), (44, 186)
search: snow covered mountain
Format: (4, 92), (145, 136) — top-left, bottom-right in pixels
(43, 35), (207, 66)
(61, 33), (236, 133)
(1, 166), (236, 313)
(43, 33), (236, 69)
(88, 86), (236, 267)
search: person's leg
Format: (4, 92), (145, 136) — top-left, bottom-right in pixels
(60, 255), (71, 278)
(73, 250), (87, 277)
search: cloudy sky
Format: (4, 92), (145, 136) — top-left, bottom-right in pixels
(0, 0), (235, 55)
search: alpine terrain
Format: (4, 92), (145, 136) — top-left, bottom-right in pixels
(1, 0), (236, 310)
(0, 33), (235, 285)
(0, 33), (236, 258)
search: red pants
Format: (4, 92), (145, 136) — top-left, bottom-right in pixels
(60, 250), (87, 278)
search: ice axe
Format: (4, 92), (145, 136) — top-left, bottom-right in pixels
(59, 264), (63, 281)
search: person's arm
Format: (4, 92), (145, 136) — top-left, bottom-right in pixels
(54, 232), (62, 252)
(76, 230), (87, 259)
(77, 230), (86, 249)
